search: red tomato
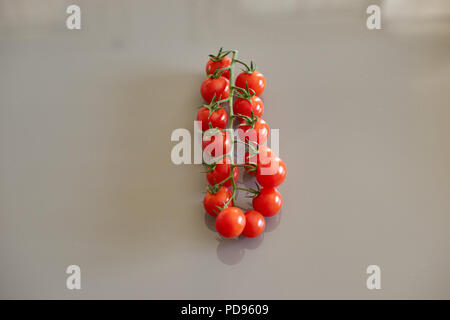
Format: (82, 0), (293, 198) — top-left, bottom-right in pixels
(244, 145), (273, 176)
(235, 71), (265, 96)
(216, 207), (246, 238)
(233, 96), (264, 121)
(201, 77), (230, 103)
(238, 118), (269, 144)
(206, 160), (239, 188)
(256, 145), (274, 164)
(202, 131), (231, 157)
(196, 106), (228, 132)
(206, 56), (231, 79)
(203, 186), (233, 217)
(252, 188), (282, 217)
(256, 156), (286, 188)
(242, 210), (265, 237)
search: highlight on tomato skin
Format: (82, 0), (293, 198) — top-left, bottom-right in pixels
(256, 156), (287, 188)
(252, 188), (283, 217)
(202, 131), (231, 157)
(242, 210), (265, 238)
(255, 145), (275, 165)
(206, 160), (239, 188)
(196, 106), (228, 132)
(206, 56), (231, 79)
(238, 118), (269, 145)
(216, 207), (246, 238)
(203, 186), (233, 217)
(235, 71), (266, 96)
(200, 76), (230, 103)
(233, 95), (264, 121)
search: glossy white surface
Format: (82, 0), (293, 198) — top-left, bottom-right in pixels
(1, 0), (450, 299)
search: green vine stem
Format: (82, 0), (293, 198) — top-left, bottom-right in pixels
(227, 50), (238, 203)
(235, 186), (259, 195)
(207, 49), (261, 211)
(227, 50), (238, 131)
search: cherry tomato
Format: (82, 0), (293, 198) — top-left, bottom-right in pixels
(233, 96), (264, 121)
(256, 156), (286, 188)
(202, 131), (231, 157)
(206, 56), (231, 79)
(242, 210), (265, 237)
(238, 118), (269, 144)
(216, 207), (246, 238)
(201, 76), (230, 103)
(244, 145), (273, 176)
(196, 106), (228, 132)
(206, 160), (239, 188)
(203, 186), (233, 217)
(252, 188), (282, 217)
(235, 71), (265, 96)
(255, 145), (274, 163)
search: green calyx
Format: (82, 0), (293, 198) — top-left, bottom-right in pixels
(203, 127), (223, 139)
(238, 109), (259, 129)
(234, 83), (255, 102)
(208, 47), (232, 62)
(216, 191), (234, 212)
(200, 95), (222, 118)
(207, 183), (221, 195)
(243, 163), (257, 175)
(208, 66), (231, 79)
(235, 60), (257, 74)
(202, 161), (217, 173)
(215, 204), (226, 213)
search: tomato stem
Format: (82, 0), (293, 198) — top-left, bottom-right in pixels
(236, 186), (259, 195)
(209, 47), (232, 61)
(227, 50), (238, 131)
(216, 175), (232, 186)
(207, 49), (258, 210)
(227, 51), (239, 203)
(234, 59), (256, 73)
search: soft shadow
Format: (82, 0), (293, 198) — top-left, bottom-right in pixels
(216, 239), (246, 265)
(208, 211), (281, 265)
(264, 212), (282, 233)
(204, 212), (217, 232)
(241, 233), (265, 250)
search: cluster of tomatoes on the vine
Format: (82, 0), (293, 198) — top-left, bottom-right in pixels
(197, 48), (287, 239)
